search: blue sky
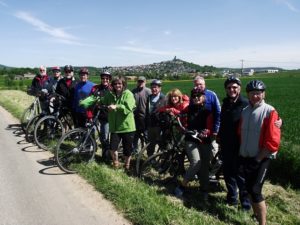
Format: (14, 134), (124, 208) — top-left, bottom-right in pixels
(0, 0), (300, 69)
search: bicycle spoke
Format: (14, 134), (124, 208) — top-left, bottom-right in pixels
(56, 128), (96, 173)
(34, 116), (64, 151)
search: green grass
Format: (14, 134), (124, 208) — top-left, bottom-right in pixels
(77, 163), (226, 225)
(74, 161), (300, 225)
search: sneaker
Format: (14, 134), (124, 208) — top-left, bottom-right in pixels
(174, 186), (184, 198)
(226, 199), (238, 207)
(241, 203), (251, 211)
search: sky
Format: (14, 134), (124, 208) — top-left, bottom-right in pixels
(0, 0), (300, 69)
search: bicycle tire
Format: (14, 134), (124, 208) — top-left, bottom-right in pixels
(34, 115), (64, 151)
(59, 111), (75, 132)
(139, 151), (173, 183)
(55, 128), (96, 173)
(25, 115), (42, 143)
(21, 103), (36, 132)
(135, 142), (150, 175)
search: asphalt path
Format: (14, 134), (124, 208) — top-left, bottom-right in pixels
(0, 106), (130, 225)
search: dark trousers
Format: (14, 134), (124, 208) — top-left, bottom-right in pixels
(74, 112), (87, 128)
(240, 157), (270, 203)
(222, 150), (250, 207)
(133, 116), (147, 150)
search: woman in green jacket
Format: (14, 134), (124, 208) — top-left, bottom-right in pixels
(102, 75), (136, 170)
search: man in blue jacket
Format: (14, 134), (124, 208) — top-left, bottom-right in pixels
(73, 68), (95, 127)
(193, 75), (221, 136)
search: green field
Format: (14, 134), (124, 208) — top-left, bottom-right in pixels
(0, 71), (300, 224)
(130, 74), (300, 188)
(1, 72), (299, 187)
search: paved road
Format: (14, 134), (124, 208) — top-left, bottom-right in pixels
(0, 106), (130, 225)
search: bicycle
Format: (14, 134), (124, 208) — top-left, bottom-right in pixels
(55, 105), (107, 173)
(20, 89), (42, 132)
(138, 113), (223, 185)
(135, 112), (183, 175)
(23, 90), (51, 142)
(33, 94), (74, 151)
(24, 93), (63, 143)
(138, 114), (188, 183)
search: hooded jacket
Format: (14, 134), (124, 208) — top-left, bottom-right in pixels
(102, 89), (136, 133)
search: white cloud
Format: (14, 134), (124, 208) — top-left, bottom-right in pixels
(14, 11), (81, 44)
(275, 0), (299, 13)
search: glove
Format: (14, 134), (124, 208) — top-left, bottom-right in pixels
(85, 120), (93, 128)
(199, 129), (209, 138)
(80, 95), (97, 108)
(41, 89), (48, 94)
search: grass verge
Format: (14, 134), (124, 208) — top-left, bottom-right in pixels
(75, 161), (300, 225)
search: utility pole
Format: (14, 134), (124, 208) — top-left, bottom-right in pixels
(240, 59), (244, 76)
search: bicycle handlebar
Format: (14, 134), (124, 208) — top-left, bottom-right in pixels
(173, 113), (205, 143)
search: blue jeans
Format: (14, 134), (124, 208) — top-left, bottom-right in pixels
(99, 120), (109, 153)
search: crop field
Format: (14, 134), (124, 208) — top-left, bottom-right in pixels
(0, 72), (299, 187)
(109, 72), (300, 187)
(0, 72), (300, 225)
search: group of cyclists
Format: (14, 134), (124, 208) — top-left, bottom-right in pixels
(28, 65), (281, 225)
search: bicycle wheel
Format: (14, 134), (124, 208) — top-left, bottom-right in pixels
(139, 151), (173, 183)
(21, 103), (37, 132)
(60, 112), (75, 132)
(135, 143), (150, 175)
(34, 115), (64, 151)
(25, 115), (42, 143)
(55, 128), (96, 173)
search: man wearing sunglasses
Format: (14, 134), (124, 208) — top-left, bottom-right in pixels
(55, 65), (78, 124)
(218, 76), (251, 210)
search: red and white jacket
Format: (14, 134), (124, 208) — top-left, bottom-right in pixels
(238, 100), (281, 158)
(158, 94), (189, 127)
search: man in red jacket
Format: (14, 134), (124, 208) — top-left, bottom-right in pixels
(238, 80), (281, 225)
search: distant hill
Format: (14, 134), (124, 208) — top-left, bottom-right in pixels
(0, 64), (9, 68)
(0, 61), (292, 78)
(104, 57), (217, 77)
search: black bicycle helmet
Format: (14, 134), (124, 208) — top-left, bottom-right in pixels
(150, 79), (162, 86)
(100, 71), (112, 79)
(79, 67), (89, 75)
(246, 80), (266, 92)
(224, 76), (241, 88)
(191, 87), (205, 97)
(64, 65), (73, 72)
(51, 66), (61, 72)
